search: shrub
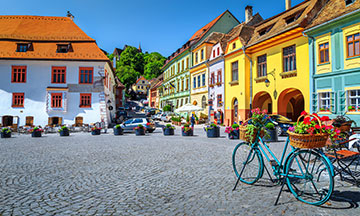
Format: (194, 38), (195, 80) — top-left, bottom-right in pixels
(265, 122), (275, 130)
(163, 105), (172, 112)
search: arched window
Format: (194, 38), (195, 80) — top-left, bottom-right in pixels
(202, 96), (207, 109)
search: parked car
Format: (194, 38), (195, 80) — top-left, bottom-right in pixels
(124, 104), (131, 111)
(146, 108), (156, 117)
(268, 114), (295, 136)
(160, 112), (176, 122)
(152, 112), (162, 120)
(120, 118), (156, 133)
(115, 109), (128, 123)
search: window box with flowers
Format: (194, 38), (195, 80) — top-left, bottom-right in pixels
(134, 124), (146, 136)
(182, 124), (193, 136)
(209, 84), (215, 88)
(91, 126), (101, 135)
(204, 123), (220, 138)
(29, 126), (43, 137)
(348, 105), (356, 112)
(1, 128), (11, 138)
(58, 126), (70, 136)
(163, 124), (175, 136)
(319, 107), (331, 112)
(225, 123), (240, 139)
(113, 125), (123, 135)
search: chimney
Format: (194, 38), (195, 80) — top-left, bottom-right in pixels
(67, 11), (74, 20)
(245, 5), (253, 23)
(285, 0), (291, 10)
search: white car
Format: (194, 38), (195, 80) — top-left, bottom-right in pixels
(160, 113), (173, 122)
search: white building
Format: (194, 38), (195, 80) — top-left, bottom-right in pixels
(0, 15), (118, 128)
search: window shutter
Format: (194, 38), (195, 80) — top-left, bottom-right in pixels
(330, 91), (336, 114)
(312, 92), (318, 113)
(48, 117), (51, 125)
(59, 117), (63, 125)
(338, 90), (347, 115)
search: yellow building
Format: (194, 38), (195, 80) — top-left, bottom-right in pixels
(224, 0), (327, 125)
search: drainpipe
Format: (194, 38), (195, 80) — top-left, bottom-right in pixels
(205, 60), (212, 123)
(302, 32), (315, 113)
(242, 46), (253, 117)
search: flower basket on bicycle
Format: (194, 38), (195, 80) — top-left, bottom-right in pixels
(241, 108), (268, 143)
(288, 112), (339, 149)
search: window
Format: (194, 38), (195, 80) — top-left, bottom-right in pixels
(217, 94), (222, 107)
(193, 77), (196, 88)
(210, 72), (215, 85)
(201, 49), (204, 60)
(213, 50), (216, 58)
(17, 44), (28, 52)
(177, 63), (180, 73)
(25, 116), (34, 126)
(52, 66), (66, 84)
(12, 93), (24, 107)
(217, 47), (220, 56)
(257, 54), (267, 77)
(319, 92), (331, 112)
(195, 53), (198, 63)
(217, 69), (222, 84)
(231, 61), (238, 81)
(186, 78), (189, 90)
(11, 66), (26, 83)
(345, 0), (355, 6)
(177, 81), (180, 92)
(80, 93), (91, 108)
(79, 67), (93, 84)
(202, 74), (205, 86)
(186, 58), (189, 69)
(181, 79), (184, 91)
(51, 93), (62, 108)
(57, 44), (69, 53)
(185, 98), (188, 104)
(283, 45), (296, 72)
(232, 43), (236, 49)
(182, 60), (184, 71)
(348, 89), (360, 112)
(319, 42), (330, 64)
(197, 75), (201, 87)
(346, 33), (360, 58)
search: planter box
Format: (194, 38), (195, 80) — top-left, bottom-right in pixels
(91, 129), (101, 135)
(113, 127), (123, 135)
(1, 132), (11, 138)
(206, 127), (220, 138)
(59, 129), (70, 136)
(163, 128), (174, 136)
(182, 129), (193, 136)
(263, 129), (278, 142)
(32, 131), (42, 137)
(228, 130), (239, 139)
(135, 128), (146, 136)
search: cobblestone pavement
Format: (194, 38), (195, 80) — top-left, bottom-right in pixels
(1, 126), (360, 215)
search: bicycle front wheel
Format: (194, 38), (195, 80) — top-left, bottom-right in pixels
(285, 149), (334, 206)
(232, 142), (264, 185)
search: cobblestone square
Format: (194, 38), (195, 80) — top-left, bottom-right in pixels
(1, 127), (360, 215)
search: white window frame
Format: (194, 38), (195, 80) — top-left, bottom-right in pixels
(318, 91), (331, 112)
(347, 89), (360, 112)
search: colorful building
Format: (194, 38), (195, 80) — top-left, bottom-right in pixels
(305, 0), (360, 124)
(133, 76), (150, 96)
(160, 10), (240, 112)
(148, 74), (163, 108)
(0, 15), (118, 127)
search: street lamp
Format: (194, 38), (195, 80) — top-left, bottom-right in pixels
(265, 69), (277, 99)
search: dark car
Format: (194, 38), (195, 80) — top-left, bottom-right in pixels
(115, 109), (128, 123)
(120, 118), (156, 133)
(145, 109), (156, 117)
(268, 114), (295, 136)
(124, 104), (131, 111)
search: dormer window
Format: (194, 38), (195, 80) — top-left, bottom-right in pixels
(16, 43), (32, 52)
(259, 24), (274, 36)
(232, 43), (236, 49)
(345, 0), (355, 6)
(57, 44), (71, 53)
(285, 9), (304, 25)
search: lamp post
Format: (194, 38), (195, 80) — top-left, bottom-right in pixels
(264, 69), (277, 99)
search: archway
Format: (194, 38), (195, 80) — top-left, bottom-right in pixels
(278, 88), (304, 121)
(2, 116), (13, 127)
(253, 91), (273, 114)
(232, 98), (238, 124)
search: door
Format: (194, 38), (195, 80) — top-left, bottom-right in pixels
(2, 116), (13, 127)
(232, 99), (238, 124)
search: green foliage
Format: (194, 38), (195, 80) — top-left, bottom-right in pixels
(1, 128), (11, 134)
(194, 115), (199, 121)
(232, 123), (239, 129)
(186, 115), (190, 123)
(58, 126), (69, 132)
(163, 105), (172, 112)
(115, 124), (121, 129)
(265, 122), (275, 130)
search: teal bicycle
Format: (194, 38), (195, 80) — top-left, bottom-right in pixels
(232, 117), (335, 206)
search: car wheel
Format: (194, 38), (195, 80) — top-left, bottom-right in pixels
(276, 126), (282, 136)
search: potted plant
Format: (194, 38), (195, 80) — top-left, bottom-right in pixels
(163, 124), (175, 136)
(195, 115), (199, 125)
(225, 123), (239, 139)
(263, 122), (278, 142)
(91, 126), (101, 135)
(1, 128), (11, 138)
(204, 123), (220, 138)
(320, 107), (326, 112)
(348, 105), (356, 112)
(182, 124), (193, 136)
(113, 124), (123, 135)
(243, 108), (269, 143)
(29, 126), (43, 137)
(58, 126), (70, 136)
(288, 111), (340, 149)
(134, 124), (146, 136)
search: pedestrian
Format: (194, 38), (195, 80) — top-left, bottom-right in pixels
(190, 114), (195, 128)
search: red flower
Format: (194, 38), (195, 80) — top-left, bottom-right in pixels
(304, 117), (311, 125)
(301, 111), (308, 116)
(312, 113), (320, 118)
(315, 125), (321, 129)
(320, 116), (330, 122)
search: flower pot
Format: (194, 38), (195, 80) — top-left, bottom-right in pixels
(228, 130), (239, 139)
(59, 129), (70, 136)
(91, 129), (101, 135)
(163, 128), (174, 136)
(1, 132), (11, 138)
(135, 128), (145, 136)
(263, 129), (278, 142)
(182, 129), (193, 136)
(32, 131), (42, 137)
(206, 127), (220, 138)
(113, 127), (123, 135)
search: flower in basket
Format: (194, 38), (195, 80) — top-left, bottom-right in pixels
(29, 126), (43, 133)
(91, 126), (102, 131)
(58, 126), (69, 132)
(134, 124), (144, 130)
(163, 124), (175, 130)
(204, 123), (218, 132)
(225, 123), (239, 134)
(182, 123), (192, 132)
(244, 108), (269, 142)
(1, 127), (11, 134)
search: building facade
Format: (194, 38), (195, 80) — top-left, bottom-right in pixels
(306, 0), (360, 124)
(0, 15), (117, 127)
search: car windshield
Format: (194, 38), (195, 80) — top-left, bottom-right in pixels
(146, 118), (153, 123)
(124, 119), (133, 124)
(133, 119), (143, 124)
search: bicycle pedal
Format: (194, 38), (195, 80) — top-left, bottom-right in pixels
(269, 160), (278, 167)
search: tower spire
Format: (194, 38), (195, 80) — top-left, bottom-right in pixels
(138, 43), (142, 53)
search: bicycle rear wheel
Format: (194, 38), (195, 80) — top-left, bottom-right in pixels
(285, 149), (334, 206)
(232, 142), (264, 185)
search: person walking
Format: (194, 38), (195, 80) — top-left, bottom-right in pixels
(190, 114), (195, 128)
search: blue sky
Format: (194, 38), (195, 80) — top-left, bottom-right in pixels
(1, 0), (304, 57)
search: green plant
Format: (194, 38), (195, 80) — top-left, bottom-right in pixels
(186, 115), (190, 123)
(232, 123), (239, 129)
(134, 124), (144, 130)
(91, 126), (102, 131)
(29, 126), (43, 133)
(204, 123), (218, 132)
(114, 124), (121, 129)
(58, 126), (69, 132)
(164, 124), (175, 130)
(163, 105), (172, 112)
(1, 128), (11, 134)
(265, 122), (275, 130)
(195, 115), (199, 121)
(182, 123), (192, 132)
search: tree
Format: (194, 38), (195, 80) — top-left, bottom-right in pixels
(143, 52), (166, 80)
